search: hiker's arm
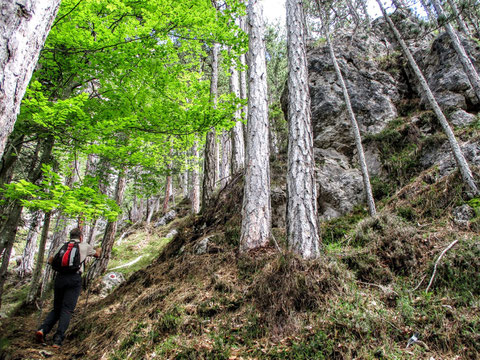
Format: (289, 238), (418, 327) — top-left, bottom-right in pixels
(48, 256), (54, 264)
(94, 247), (101, 258)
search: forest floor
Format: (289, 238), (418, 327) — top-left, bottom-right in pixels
(2, 168), (479, 360)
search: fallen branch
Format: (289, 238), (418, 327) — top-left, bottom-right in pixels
(110, 255), (144, 270)
(425, 239), (458, 293)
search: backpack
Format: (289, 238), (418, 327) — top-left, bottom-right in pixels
(51, 241), (82, 273)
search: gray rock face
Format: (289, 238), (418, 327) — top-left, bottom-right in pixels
(449, 110), (477, 127)
(100, 272), (125, 297)
(306, 31), (400, 218)
(154, 210), (177, 227)
(194, 235), (218, 255)
(415, 32), (480, 111)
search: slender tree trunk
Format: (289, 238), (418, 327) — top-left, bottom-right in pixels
(240, 0), (272, 252)
(203, 43), (220, 208)
(446, 0), (470, 35)
(324, 24), (377, 216)
(0, 134), (25, 188)
(286, 0), (321, 259)
(163, 175), (172, 214)
(376, 0), (479, 196)
(190, 141), (200, 214)
(431, 0), (480, 102)
(346, 0), (360, 25)
(86, 170), (127, 281)
(0, 1), (61, 159)
(230, 57), (245, 174)
(26, 211), (51, 304)
(18, 210), (44, 278)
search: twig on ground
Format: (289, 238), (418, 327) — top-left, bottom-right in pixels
(271, 234), (283, 254)
(412, 274), (427, 292)
(425, 239), (458, 293)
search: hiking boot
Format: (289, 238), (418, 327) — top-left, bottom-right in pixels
(35, 330), (45, 343)
(52, 335), (62, 349)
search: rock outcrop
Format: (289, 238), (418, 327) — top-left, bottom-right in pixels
(282, 20), (479, 220)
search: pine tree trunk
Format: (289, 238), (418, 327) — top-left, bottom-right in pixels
(26, 211), (51, 304)
(446, 0), (470, 35)
(324, 27), (377, 216)
(203, 43), (219, 208)
(376, 0), (479, 196)
(286, 0), (321, 259)
(239, 15), (249, 143)
(0, 1), (61, 159)
(431, 0), (480, 102)
(230, 58), (245, 174)
(240, 0), (271, 252)
(191, 142), (200, 214)
(86, 170), (127, 281)
(220, 131), (231, 187)
(18, 210), (44, 278)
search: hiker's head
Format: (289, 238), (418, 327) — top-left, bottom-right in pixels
(70, 228), (82, 240)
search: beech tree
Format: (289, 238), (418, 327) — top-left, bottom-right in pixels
(240, 0), (272, 252)
(376, 0), (479, 196)
(0, 0), (61, 159)
(203, 43), (220, 209)
(285, 0), (321, 259)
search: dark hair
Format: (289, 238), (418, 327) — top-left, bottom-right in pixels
(70, 228), (82, 239)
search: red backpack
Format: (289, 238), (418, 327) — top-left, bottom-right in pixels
(51, 241), (82, 273)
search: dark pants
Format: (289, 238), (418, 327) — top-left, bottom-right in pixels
(39, 272), (82, 344)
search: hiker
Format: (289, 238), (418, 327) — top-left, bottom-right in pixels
(35, 228), (101, 348)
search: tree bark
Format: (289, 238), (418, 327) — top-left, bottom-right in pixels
(86, 169), (127, 282)
(286, 0), (321, 259)
(0, 0), (61, 159)
(18, 210), (44, 278)
(376, 0), (479, 196)
(324, 24), (377, 216)
(191, 141), (201, 214)
(220, 131), (231, 188)
(230, 56), (245, 174)
(26, 211), (51, 304)
(239, 14), (249, 143)
(431, 0), (480, 102)
(240, 0), (272, 252)
(203, 43), (220, 208)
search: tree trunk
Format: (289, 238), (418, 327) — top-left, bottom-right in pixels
(376, 0), (479, 196)
(0, 1), (61, 159)
(26, 211), (51, 304)
(86, 170), (127, 282)
(359, 0), (371, 27)
(18, 210), (44, 278)
(240, 0), (272, 252)
(324, 24), (377, 216)
(230, 56), (245, 174)
(286, 0), (321, 259)
(191, 141), (200, 214)
(203, 43), (220, 208)
(431, 0), (480, 102)
(220, 131), (231, 188)
(239, 14), (249, 143)
(163, 175), (172, 213)
(446, 0), (470, 35)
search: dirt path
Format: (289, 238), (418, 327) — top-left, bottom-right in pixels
(1, 291), (102, 360)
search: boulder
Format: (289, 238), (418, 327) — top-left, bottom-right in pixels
(154, 210), (177, 227)
(452, 204), (475, 228)
(100, 272), (125, 297)
(166, 229), (178, 238)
